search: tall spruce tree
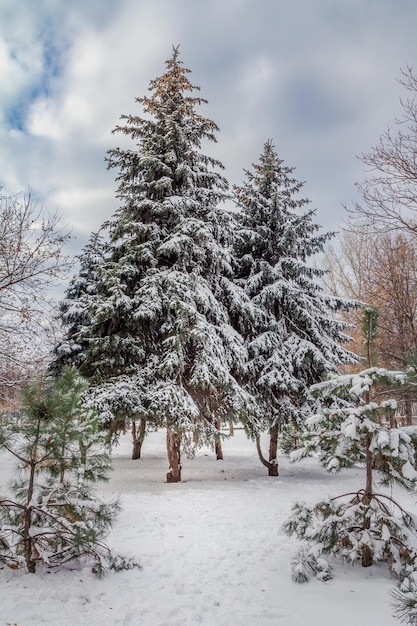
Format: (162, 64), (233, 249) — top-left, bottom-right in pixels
(233, 140), (359, 475)
(71, 47), (260, 480)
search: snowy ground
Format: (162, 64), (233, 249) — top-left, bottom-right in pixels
(0, 428), (412, 626)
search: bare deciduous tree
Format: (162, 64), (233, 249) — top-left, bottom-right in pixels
(347, 66), (417, 234)
(0, 190), (72, 402)
(322, 229), (417, 371)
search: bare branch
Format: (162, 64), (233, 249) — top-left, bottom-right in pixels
(0, 190), (73, 402)
(346, 66), (417, 235)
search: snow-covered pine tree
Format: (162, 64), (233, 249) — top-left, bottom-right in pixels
(284, 366), (417, 616)
(233, 140), (359, 475)
(0, 367), (139, 575)
(74, 47), (260, 480)
(51, 230), (107, 375)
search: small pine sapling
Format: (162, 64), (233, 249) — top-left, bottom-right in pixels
(283, 365), (417, 606)
(390, 359), (417, 624)
(285, 307), (417, 623)
(0, 368), (140, 575)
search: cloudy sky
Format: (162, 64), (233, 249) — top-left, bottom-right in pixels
(1, 0), (416, 259)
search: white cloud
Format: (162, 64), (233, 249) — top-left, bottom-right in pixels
(0, 0), (416, 251)
(0, 38), (43, 116)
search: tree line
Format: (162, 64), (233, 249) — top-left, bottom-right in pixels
(50, 46), (358, 481)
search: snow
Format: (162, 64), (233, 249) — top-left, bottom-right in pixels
(0, 428), (408, 626)
(402, 460), (417, 481)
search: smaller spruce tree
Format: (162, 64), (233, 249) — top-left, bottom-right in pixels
(233, 140), (359, 475)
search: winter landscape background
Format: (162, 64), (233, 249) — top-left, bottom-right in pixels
(0, 428), (409, 626)
(1, 2), (417, 625)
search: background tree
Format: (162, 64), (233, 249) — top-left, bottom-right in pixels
(323, 67), (417, 389)
(51, 230), (107, 376)
(332, 231), (417, 368)
(0, 190), (71, 402)
(61, 47), (260, 480)
(233, 141), (359, 476)
(322, 228), (417, 423)
(347, 66), (417, 235)
(362, 306), (379, 369)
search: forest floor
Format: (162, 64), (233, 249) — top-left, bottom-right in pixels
(0, 427), (412, 626)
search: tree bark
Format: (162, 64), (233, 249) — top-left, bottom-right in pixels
(131, 418), (147, 460)
(361, 506), (373, 567)
(269, 425), (279, 475)
(362, 434), (374, 567)
(166, 429), (182, 482)
(228, 419), (234, 436)
(405, 397), (412, 426)
(24, 461), (36, 573)
(256, 430), (279, 477)
(214, 419), (223, 460)
(364, 434), (373, 502)
(361, 519), (373, 567)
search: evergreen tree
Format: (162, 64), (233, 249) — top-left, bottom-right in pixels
(0, 368), (139, 575)
(362, 306), (380, 368)
(52, 231), (107, 375)
(72, 47), (260, 480)
(284, 366), (417, 625)
(233, 140), (359, 475)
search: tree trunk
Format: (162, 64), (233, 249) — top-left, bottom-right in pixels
(364, 390), (374, 496)
(361, 524), (373, 567)
(269, 425), (279, 475)
(361, 505), (373, 567)
(405, 397), (412, 426)
(228, 419), (234, 436)
(59, 440), (68, 483)
(214, 419), (223, 460)
(131, 418), (147, 460)
(365, 440), (373, 501)
(362, 434), (374, 567)
(166, 429), (182, 483)
(256, 431), (279, 477)
(79, 439), (88, 466)
(24, 461), (36, 573)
